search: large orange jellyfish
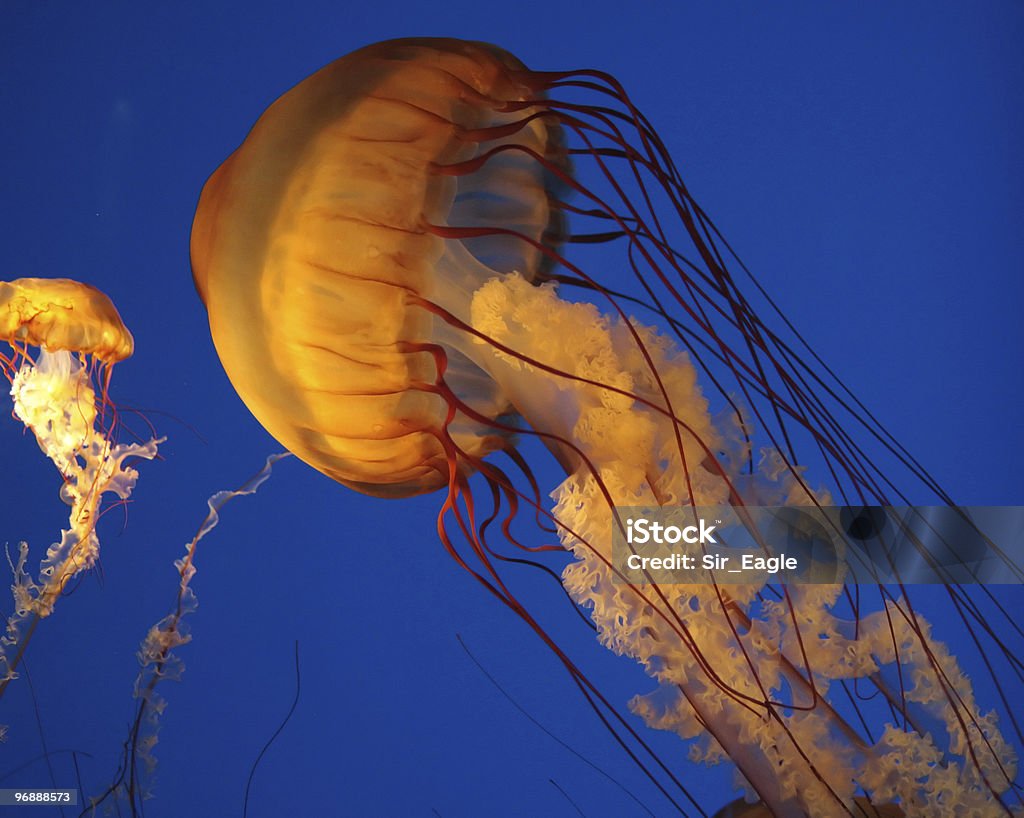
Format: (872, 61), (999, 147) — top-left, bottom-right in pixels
(191, 38), (1022, 817)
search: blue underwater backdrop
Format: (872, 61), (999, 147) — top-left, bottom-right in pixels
(1, 3), (1022, 816)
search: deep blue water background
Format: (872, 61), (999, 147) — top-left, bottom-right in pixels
(1, 3), (1022, 816)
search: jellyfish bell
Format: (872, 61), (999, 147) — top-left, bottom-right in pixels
(192, 38), (1021, 817)
(1, 276), (134, 365)
(191, 38), (569, 498)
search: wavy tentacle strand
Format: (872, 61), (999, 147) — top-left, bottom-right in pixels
(86, 454), (288, 814)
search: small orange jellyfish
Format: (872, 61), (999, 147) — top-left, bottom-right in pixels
(0, 278), (158, 699)
(192, 39), (1022, 817)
